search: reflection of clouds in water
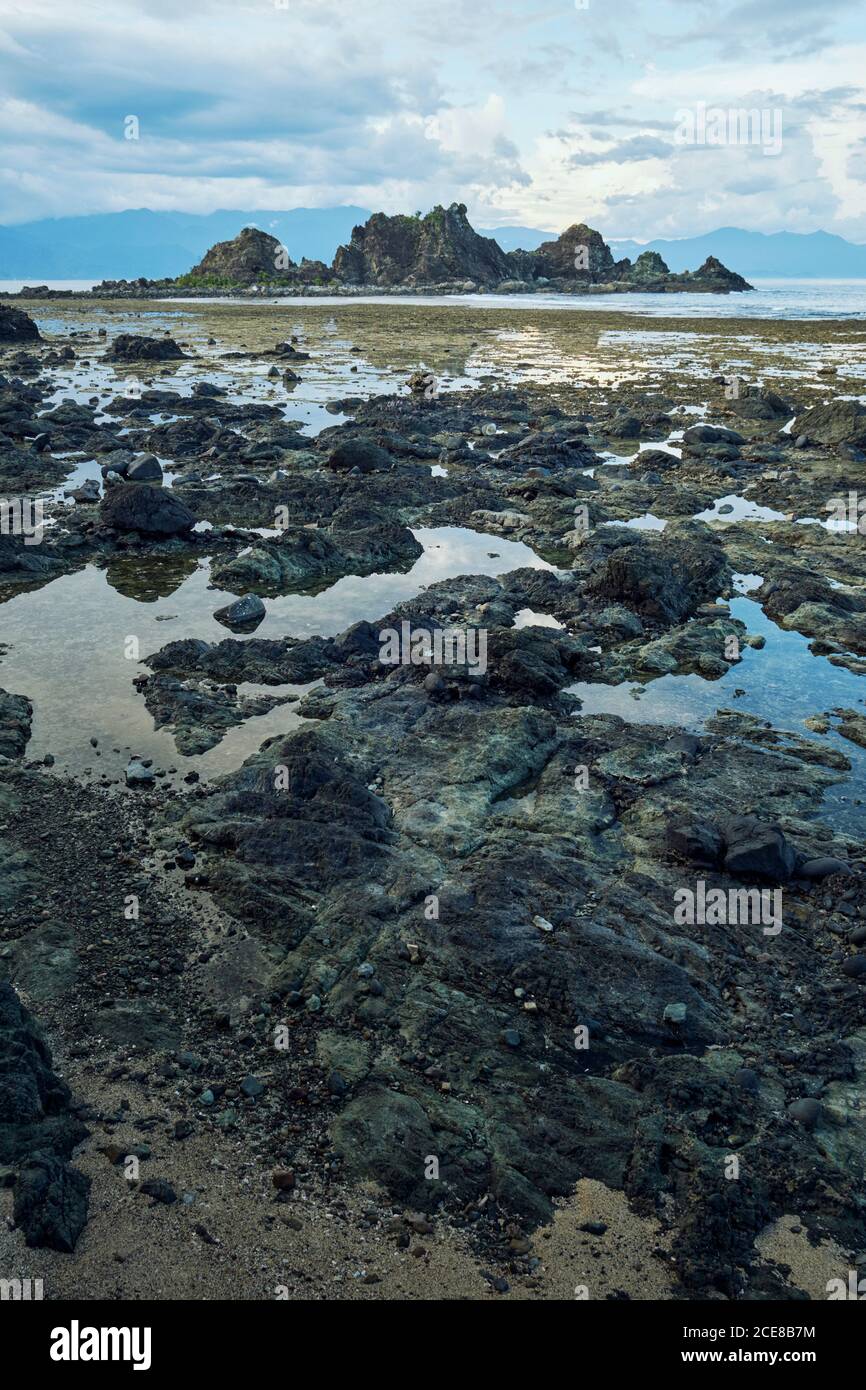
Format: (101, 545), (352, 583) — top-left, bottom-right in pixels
(567, 596), (866, 834)
(0, 527), (553, 778)
(257, 527), (555, 638)
(514, 608), (563, 630)
(695, 495), (787, 524)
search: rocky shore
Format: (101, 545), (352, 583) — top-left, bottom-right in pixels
(0, 295), (864, 1301)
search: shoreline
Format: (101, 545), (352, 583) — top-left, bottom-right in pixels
(1, 293), (865, 1301)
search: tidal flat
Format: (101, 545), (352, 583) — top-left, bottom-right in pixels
(2, 294), (866, 1301)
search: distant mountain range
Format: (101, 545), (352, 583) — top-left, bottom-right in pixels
(1, 209), (865, 279)
(607, 227), (866, 279)
(0, 208), (370, 280)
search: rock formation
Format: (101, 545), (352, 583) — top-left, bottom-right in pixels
(184, 226), (330, 286)
(333, 203), (511, 287)
(86, 210), (752, 297)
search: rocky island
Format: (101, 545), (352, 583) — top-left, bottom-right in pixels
(54, 204), (753, 300)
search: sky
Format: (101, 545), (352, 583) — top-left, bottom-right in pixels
(1, 0), (865, 241)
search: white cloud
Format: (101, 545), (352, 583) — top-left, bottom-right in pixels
(0, 0), (864, 240)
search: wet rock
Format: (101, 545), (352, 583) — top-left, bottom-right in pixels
(125, 758), (155, 786)
(13, 1154), (90, 1251)
(799, 856), (852, 879)
(127, 453), (163, 482)
(791, 399), (866, 448)
(67, 479), (100, 503)
(722, 817), (796, 882)
(140, 1178), (177, 1204)
(682, 424), (744, 447)
(728, 385), (792, 421)
(100, 483), (196, 536)
(667, 820), (723, 867)
(0, 983), (89, 1250)
(787, 1098), (821, 1129)
(0, 304), (41, 344)
(327, 437), (393, 474)
(0, 689), (33, 760)
(213, 594), (266, 630)
(585, 531), (729, 624)
(107, 334), (186, 363)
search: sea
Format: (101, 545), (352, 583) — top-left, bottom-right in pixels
(2, 278), (866, 320)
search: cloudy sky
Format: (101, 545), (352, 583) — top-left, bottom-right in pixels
(1, 0), (865, 240)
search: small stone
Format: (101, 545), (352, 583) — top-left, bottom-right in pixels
(140, 1178), (176, 1204)
(214, 593), (266, 629)
(125, 759), (155, 787)
(788, 1098), (821, 1129)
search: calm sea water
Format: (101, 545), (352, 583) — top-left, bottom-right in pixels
(3, 278), (866, 319)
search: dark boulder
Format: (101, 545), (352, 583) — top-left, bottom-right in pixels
(327, 438), (393, 474)
(214, 594), (267, 630)
(107, 334), (186, 363)
(586, 533), (729, 624)
(791, 399), (866, 449)
(722, 818), (796, 882)
(100, 483), (196, 536)
(0, 304), (41, 344)
(127, 453), (163, 481)
(0, 982), (89, 1250)
(682, 424), (744, 447)
(13, 1154), (90, 1252)
(0, 689), (33, 760)
(667, 820), (723, 867)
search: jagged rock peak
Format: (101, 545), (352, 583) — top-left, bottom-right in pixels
(332, 202), (511, 287)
